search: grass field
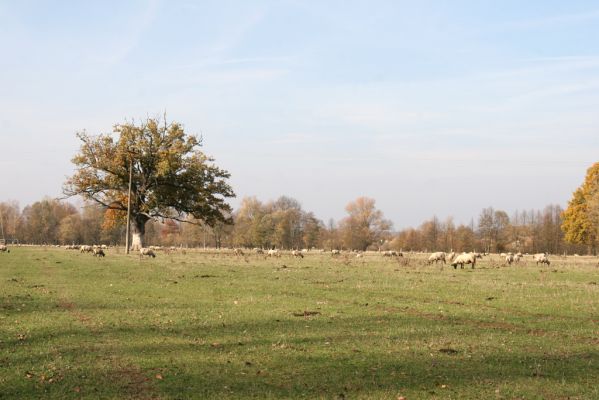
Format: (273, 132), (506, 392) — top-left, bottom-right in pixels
(1, 248), (598, 399)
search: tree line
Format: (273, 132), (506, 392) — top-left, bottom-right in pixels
(2, 115), (596, 254)
(0, 195), (590, 255)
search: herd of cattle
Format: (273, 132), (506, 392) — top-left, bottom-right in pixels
(0, 243), (556, 267)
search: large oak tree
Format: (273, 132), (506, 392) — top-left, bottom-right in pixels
(64, 117), (235, 249)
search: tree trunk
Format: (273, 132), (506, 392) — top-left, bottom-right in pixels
(130, 214), (149, 251)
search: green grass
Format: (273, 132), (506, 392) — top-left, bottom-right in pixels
(1, 248), (598, 399)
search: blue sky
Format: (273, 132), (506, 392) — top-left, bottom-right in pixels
(1, 1), (598, 227)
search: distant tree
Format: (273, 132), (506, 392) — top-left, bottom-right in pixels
(179, 218), (208, 247)
(160, 219), (181, 245)
(562, 162), (599, 254)
(64, 117), (235, 249)
(492, 210), (510, 252)
(441, 217), (456, 251)
(420, 216), (441, 251)
(477, 207), (510, 252)
(20, 198), (77, 244)
(58, 213), (83, 244)
(233, 197), (263, 247)
(231, 196), (323, 250)
(396, 228), (422, 251)
(272, 197), (303, 249)
(454, 224), (476, 252)
(322, 218), (341, 250)
(79, 204), (105, 245)
(338, 197), (391, 251)
(210, 218), (234, 249)
(0, 201), (21, 240)
(477, 207), (494, 252)
(301, 212), (322, 249)
(539, 205), (564, 254)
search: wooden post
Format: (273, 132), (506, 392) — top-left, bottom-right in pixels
(125, 156), (133, 254)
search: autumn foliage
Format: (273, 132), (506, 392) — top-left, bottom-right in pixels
(63, 117), (235, 248)
(561, 162), (599, 252)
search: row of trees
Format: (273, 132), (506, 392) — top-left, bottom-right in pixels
(2, 115), (596, 254)
(0, 196), (387, 251)
(0, 198), (122, 246)
(390, 205), (583, 254)
(0, 195), (590, 255)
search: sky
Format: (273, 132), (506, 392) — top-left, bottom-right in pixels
(1, 0), (598, 228)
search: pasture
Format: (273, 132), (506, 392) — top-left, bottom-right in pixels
(1, 248), (598, 399)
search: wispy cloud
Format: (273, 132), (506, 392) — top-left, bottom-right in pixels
(171, 55), (297, 72)
(266, 133), (336, 145)
(147, 66), (288, 87)
(505, 79), (599, 104)
(206, 9), (267, 58)
(504, 9), (599, 30)
(91, 0), (161, 67)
